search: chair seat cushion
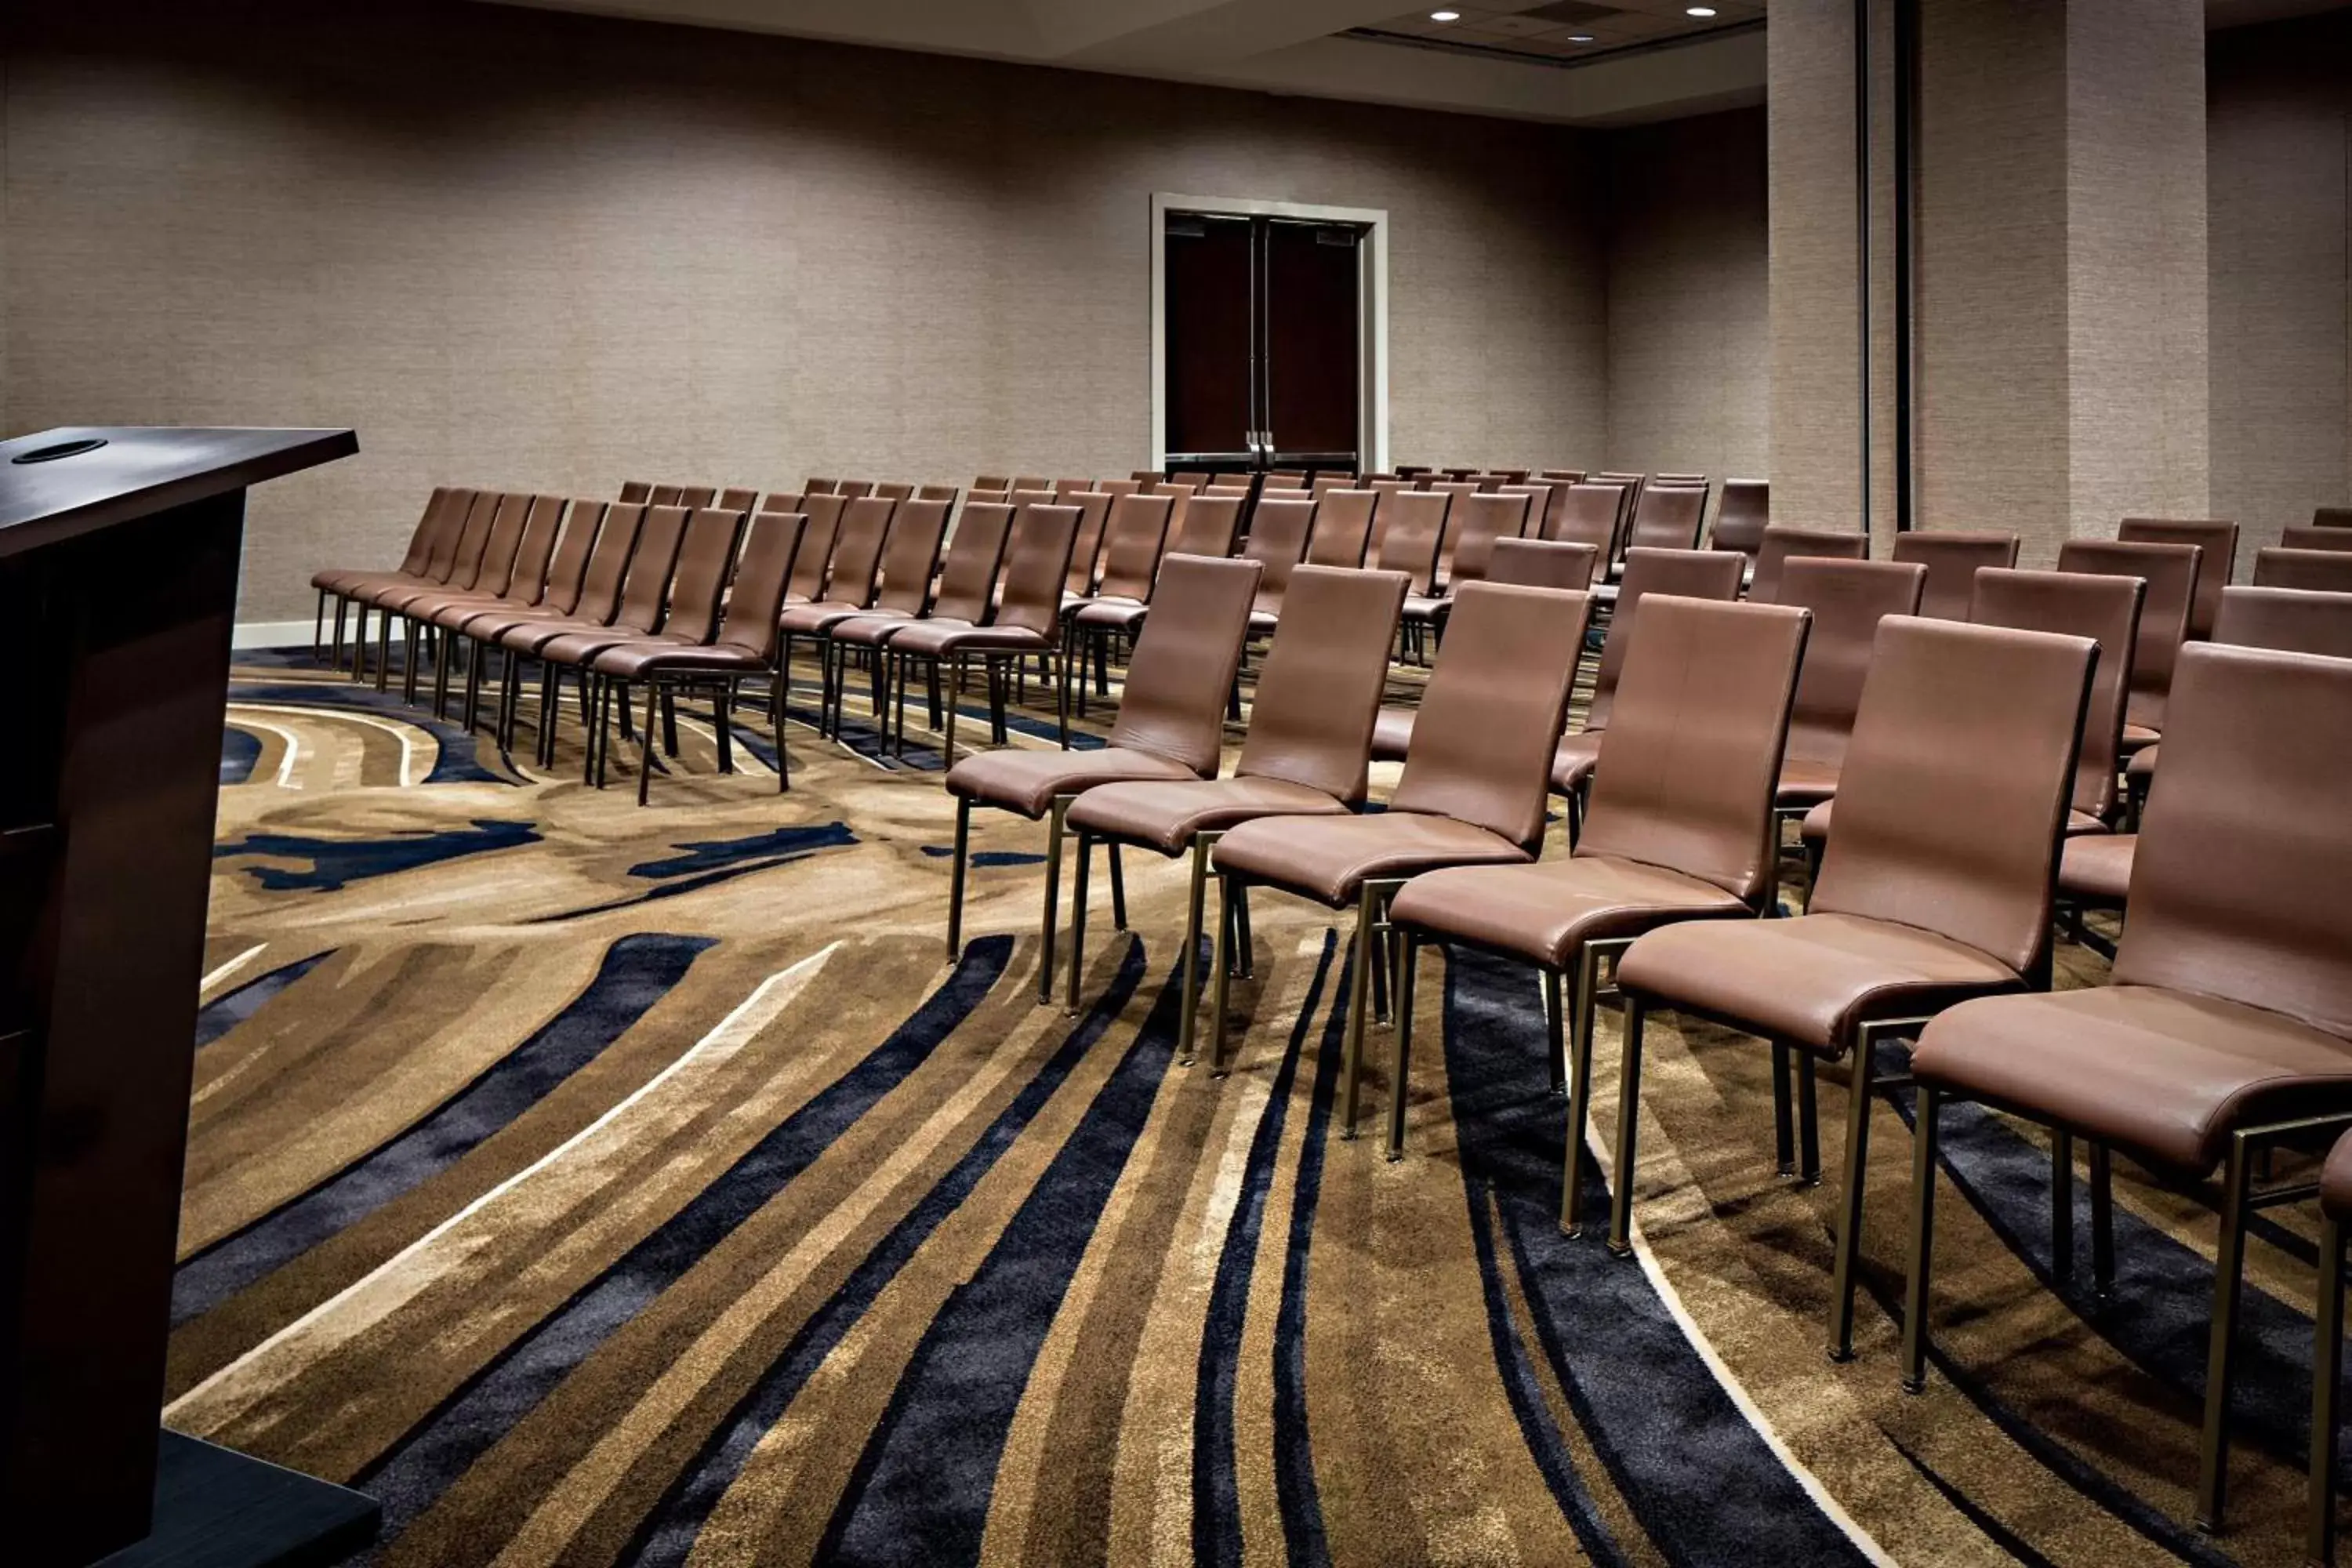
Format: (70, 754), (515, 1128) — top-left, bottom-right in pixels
(1914, 985), (2352, 1177)
(1214, 811), (1530, 908)
(2057, 833), (2135, 908)
(1802, 799), (2108, 848)
(1370, 708), (1414, 764)
(1067, 777), (1348, 855)
(946, 746), (1197, 819)
(1072, 599), (1149, 632)
(1616, 911), (2024, 1057)
(314, 568), (376, 594)
(590, 637), (758, 678)
(496, 615), (604, 654)
(2125, 742), (2158, 782)
(889, 620), (1048, 659)
(1403, 593), (1449, 622)
(1774, 757), (1842, 808)
(1389, 854), (1751, 969)
(407, 589), (520, 624)
(535, 627), (642, 666)
(339, 571), (431, 604)
(2119, 722), (2160, 753)
(779, 601), (866, 636)
(827, 611), (919, 648)
(1551, 730), (1602, 795)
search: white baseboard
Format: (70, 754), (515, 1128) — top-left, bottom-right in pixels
(234, 617), (410, 650)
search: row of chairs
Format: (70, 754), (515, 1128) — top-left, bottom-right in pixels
(933, 539), (2352, 1553)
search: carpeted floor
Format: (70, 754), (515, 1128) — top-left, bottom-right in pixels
(179, 643), (2335, 1566)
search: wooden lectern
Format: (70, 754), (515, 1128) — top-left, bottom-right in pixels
(0, 428), (378, 1566)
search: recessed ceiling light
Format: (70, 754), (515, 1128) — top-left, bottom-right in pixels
(1686, 5), (1717, 14)
(1429, 9), (1460, 19)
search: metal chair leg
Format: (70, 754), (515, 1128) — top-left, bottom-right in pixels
(637, 681), (658, 804)
(716, 683), (735, 775)
(1178, 833), (1213, 1065)
(1773, 1043), (1797, 1176)
(1900, 1083), (1944, 1392)
(2310, 1213), (2347, 1567)
(1542, 967), (1566, 1097)
(1563, 944), (1603, 1238)
(1385, 932), (1420, 1160)
(1037, 797), (1069, 1007)
(947, 797), (971, 955)
(1234, 883), (1254, 979)
(1209, 871), (1239, 1076)
(1608, 995), (1648, 1256)
(1340, 881), (1378, 1141)
(2195, 1131), (2256, 1533)
(2053, 1128), (2077, 1283)
(1066, 827), (1091, 1015)
(1829, 1030), (1879, 1362)
(1108, 842), (1127, 931)
(1798, 1052), (1822, 1185)
(2090, 1141), (2115, 1301)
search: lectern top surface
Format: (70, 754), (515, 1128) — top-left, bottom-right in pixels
(0, 425), (358, 556)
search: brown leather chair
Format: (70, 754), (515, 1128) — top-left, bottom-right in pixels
(2257, 546), (2352, 591)
(1306, 489), (1377, 568)
(811, 499), (951, 735)
(717, 487), (759, 513)
(1624, 483), (1706, 555)
(1062, 493), (1174, 615)
(677, 485), (719, 509)
(1240, 498), (1314, 637)
(2120, 517), (2239, 639)
(1065, 567), (1410, 1050)
(648, 485), (686, 506)
(918, 483), (962, 504)
(1497, 482), (1552, 535)
(1209, 583), (1593, 1121)
(1771, 557), (1926, 822)
(313, 485), (461, 663)
(1890, 530), (2021, 621)
(619, 481), (654, 504)
(1012, 474), (1052, 494)
(1386, 597), (1810, 1179)
(777, 495), (899, 692)
(803, 477), (840, 495)
(343, 489), (500, 687)
(1092, 478), (1142, 502)
(401, 495), (572, 717)
(1594, 474), (1646, 545)
(778, 493), (848, 609)
(567, 506), (745, 783)
(442, 498), (609, 731)
(1616, 616), (2095, 1359)
(1169, 492), (1243, 559)
(833, 502), (1012, 752)
(974, 474), (1012, 494)
(377, 492), (539, 703)
(759, 491), (805, 517)
(1050, 491), (1114, 601)
(1749, 526), (1869, 605)
(499, 503), (684, 768)
(1371, 489), (1452, 600)
(2285, 524), (2352, 553)
(1262, 470), (1309, 491)
(1363, 479), (1417, 560)
(892, 505), (1082, 760)
(1404, 492), (1530, 635)
(2312, 1131), (2352, 1565)
(474, 501), (640, 752)
(1052, 477), (1094, 497)
(1653, 472), (1709, 490)
(588, 510), (804, 800)
(1547, 482), (1626, 557)
(1709, 478), (1770, 555)
(1903, 642), (2352, 1536)
(1069, 494), (1199, 703)
(1545, 547), (1746, 798)
(1539, 468), (1588, 484)
(2317, 506), (2352, 529)
(944, 554), (1261, 1003)
(1489, 538), (1600, 592)
(834, 480), (878, 500)
(2058, 537), (2199, 750)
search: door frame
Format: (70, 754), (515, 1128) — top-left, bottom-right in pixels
(1149, 192), (1389, 474)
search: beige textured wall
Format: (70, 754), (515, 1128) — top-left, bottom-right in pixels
(2208, 10), (2351, 568)
(2, 0), (1606, 622)
(1602, 107), (1769, 482)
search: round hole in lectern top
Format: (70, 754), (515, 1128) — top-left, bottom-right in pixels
(12, 437), (110, 464)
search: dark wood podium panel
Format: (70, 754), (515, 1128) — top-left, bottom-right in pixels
(94, 1433), (377, 1568)
(0, 427), (372, 1567)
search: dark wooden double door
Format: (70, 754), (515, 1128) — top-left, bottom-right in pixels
(1163, 211), (1363, 475)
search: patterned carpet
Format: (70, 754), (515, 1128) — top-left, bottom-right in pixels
(179, 644), (2336, 1566)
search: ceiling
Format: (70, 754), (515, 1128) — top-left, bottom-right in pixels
(476, 0), (2347, 127)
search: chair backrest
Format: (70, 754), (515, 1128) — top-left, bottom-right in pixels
(538, 499), (607, 615)
(1307, 489), (1377, 567)
(1236, 567), (1412, 804)
(1262, 470), (1309, 491)
(1778, 558), (1928, 768)
(1439, 466), (1480, 485)
(1012, 474), (1052, 493)
(1108, 555), (1263, 775)
(2255, 546), (2352, 593)
(713, 512), (806, 659)
(1539, 468), (1587, 483)
(429, 490), (503, 585)
(1625, 483), (1706, 553)
(1053, 477), (1094, 496)
(1580, 597), (1813, 906)
(618, 481), (653, 505)
(1969, 567), (2142, 826)
(1813, 617), (2094, 980)
(393, 487), (457, 575)
(1488, 466), (1532, 485)
(1594, 472), (1646, 543)
(2056, 538), (2199, 731)
(1171, 492), (1243, 559)
(786, 492), (848, 603)
(1242, 499), (1316, 615)
(1750, 526), (1868, 605)
(873, 499), (951, 615)
(2316, 506), (2352, 529)
(760, 492), (805, 517)
(803, 477), (840, 495)
(997, 506), (1083, 642)
(1497, 483), (1552, 535)
(660, 507), (749, 644)
(2120, 517), (2239, 638)
(1587, 547), (1748, 729)
(931, 502), (1014, 623)
(2282, 524), (2352, 554)
(974, 474), (1012, 493)
(873, 481), (915, 502)
(1366, 480), (1416, 558)
(1548, 483), (1624, 555)
(1710, 479), (1770, 554)
(823, 496), (899, 607)
(1310, 474), (1351, 499)
(1444, 492), (1532, 589)
(2114, 643), (2352, 1040)
(715, 487), (760, 514)
(501, 495), (570, 603)
(1374, 490), (1451, 593)
(1392, 583), (1594, 848)
(648, 485), (686, 507)
(682, 485), (724, 508)
(462, 492), (538, 594)
(571, 502), (645, 624)
(1094, 478), (1142, 501)
(834, 480), (877, 500)
(1061, 491), (1117, 595)
(1653, 472), (1709, 489)
(1891, 530), (2022, 620)
(2213, 584), (2352, 659)
(1130, 470), (1163, 485)
(613, 504), (691, 633)
(1095, 493), (1178, 600)
(1488, 538), (1600, 592)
